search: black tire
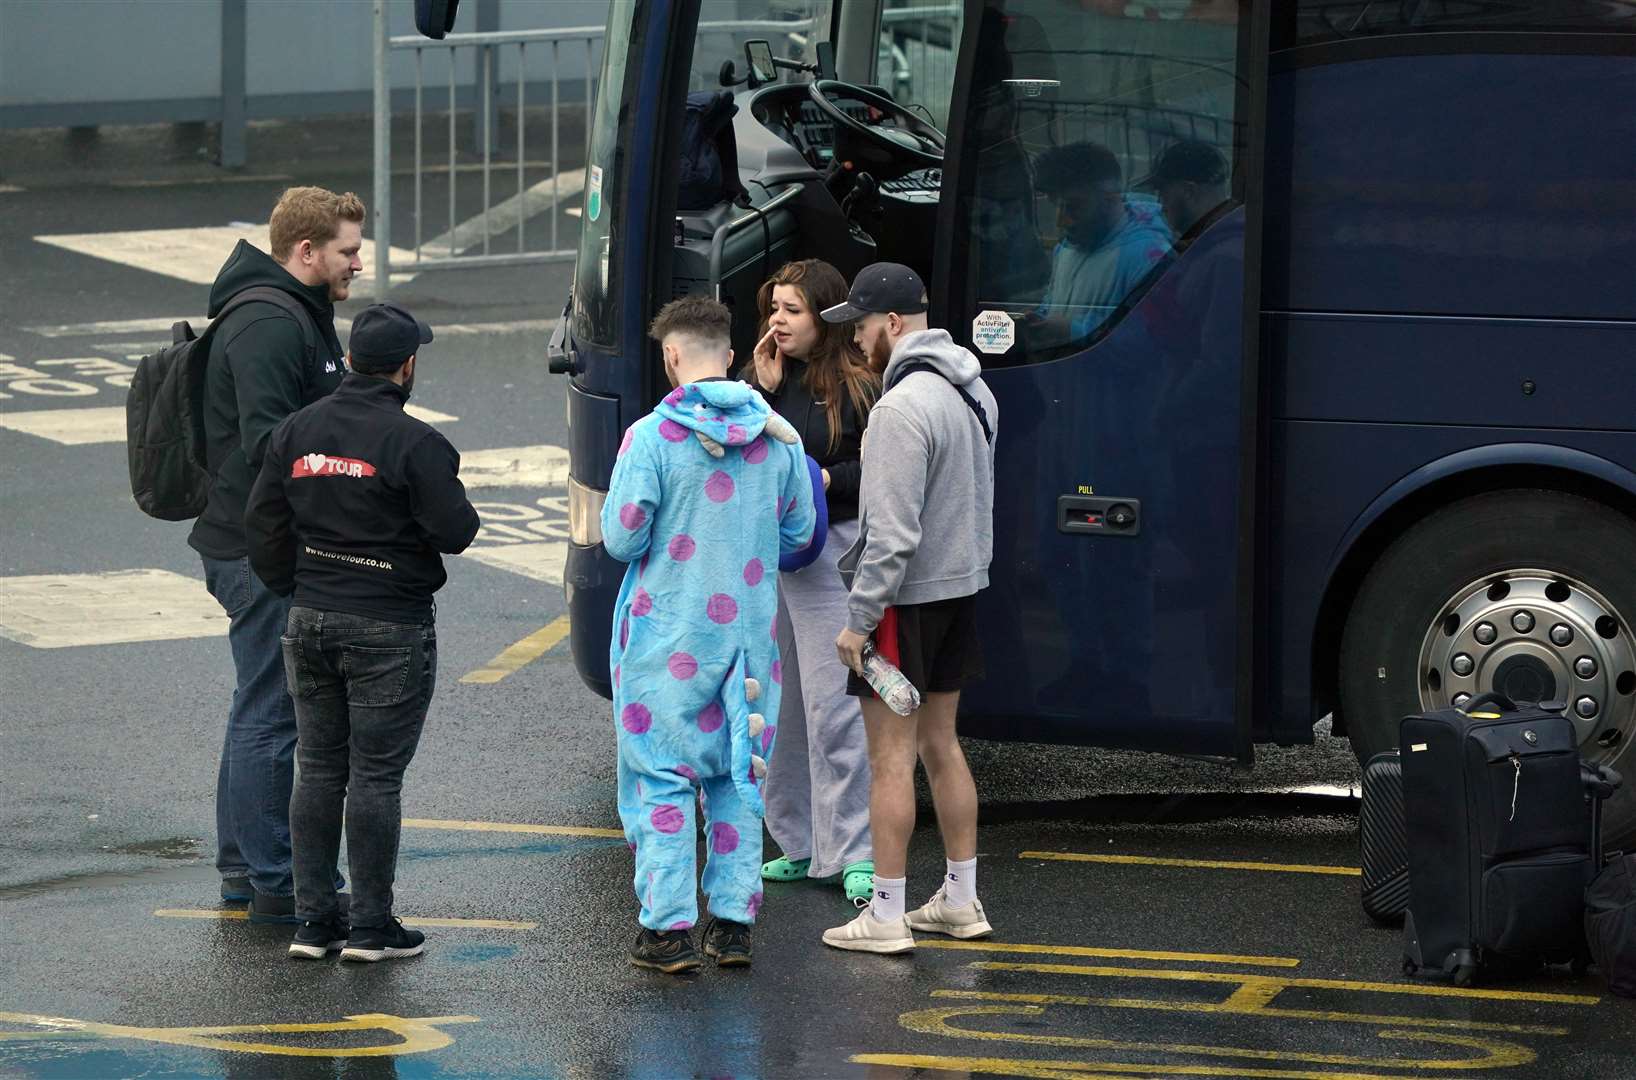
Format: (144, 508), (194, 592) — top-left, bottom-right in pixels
(1339, 490), (1636, 852)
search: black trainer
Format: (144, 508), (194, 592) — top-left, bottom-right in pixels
(341, 918), (425, 962)
(252, 890), (350, 925)
(220, 876), (252, 904)
(629, 929), (702, 973)
(288, 919), (350, 960)
(702, 918), (752, 967)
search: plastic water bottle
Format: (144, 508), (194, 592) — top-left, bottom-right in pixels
(861, 641), (921, 716)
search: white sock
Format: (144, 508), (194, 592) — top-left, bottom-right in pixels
(945, 857), (977, 907)
(870, 875), (906, 923)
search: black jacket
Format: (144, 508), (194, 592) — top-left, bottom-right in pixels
(746, 358), (868, 522)
(245, 374), (481, 623)
(188, 241), (347, 559)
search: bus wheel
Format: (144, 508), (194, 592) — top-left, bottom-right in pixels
(1339, 489), (1636, 851)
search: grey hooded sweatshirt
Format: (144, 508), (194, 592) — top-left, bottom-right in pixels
(845, 328), (998, 635)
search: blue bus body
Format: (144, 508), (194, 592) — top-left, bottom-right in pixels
(556, 2), (1636, 831)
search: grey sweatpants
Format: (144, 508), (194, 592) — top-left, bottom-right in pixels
(764, 517), (874, 879)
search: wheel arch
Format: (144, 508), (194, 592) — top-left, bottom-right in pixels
(1312, 443), (1636, 737)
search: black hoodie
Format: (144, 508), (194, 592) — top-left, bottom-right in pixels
(744, 357), (868, 523)
(187, 240), (347, 560)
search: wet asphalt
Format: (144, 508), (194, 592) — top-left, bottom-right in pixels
(2, 119), (1633, 1079)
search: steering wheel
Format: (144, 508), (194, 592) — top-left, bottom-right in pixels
(806, 80), (944, 177)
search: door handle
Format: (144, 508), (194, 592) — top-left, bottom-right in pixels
(1057, 495), (1141, 537)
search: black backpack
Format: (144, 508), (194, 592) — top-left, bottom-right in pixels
(678, 90), (750, 211)
(1586, 852), (1636, 997)
(126, 287), (316, 521)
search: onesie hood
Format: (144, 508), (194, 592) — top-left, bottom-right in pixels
(656, 381), (772, 443)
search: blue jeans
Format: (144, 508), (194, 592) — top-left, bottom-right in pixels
(201, 554), (297, 895)
(283, 607), (436, 927)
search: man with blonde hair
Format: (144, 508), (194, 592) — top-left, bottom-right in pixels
(190, 186), (364, 923)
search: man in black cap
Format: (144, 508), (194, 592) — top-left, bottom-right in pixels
(1138, 139), (1231, 239)
(246, 302), (480, 963)
(818, 263), (1000, 955)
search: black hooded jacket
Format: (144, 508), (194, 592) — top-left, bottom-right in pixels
(746, 358), (868, 523)
(187, 240), (347, 560)
(245, 374), (480, 622)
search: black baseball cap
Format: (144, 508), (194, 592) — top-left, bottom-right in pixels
(821, 262), (929, 323)
(348, 303), (434, 372)
(1135, 140), (1229, 190)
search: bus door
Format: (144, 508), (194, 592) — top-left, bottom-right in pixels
(932, 0), (1266, 758)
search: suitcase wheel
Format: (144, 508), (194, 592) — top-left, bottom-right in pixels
(1401, 957), (1419, 977)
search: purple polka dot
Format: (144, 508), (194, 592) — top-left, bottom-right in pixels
(707, 594), (738, 624)
(619, 503), (645, 531)
(664, 387), (685, 406)
(632, 589), (653, 617)
(628, 841), (637, 853)
(659, 419), (688, 442)
(676, 764), (698, 782)
(618, 428), (634, 457)
(743, 437), (769, 464)
(743, 559), (764, 586)
(711, 822), (740, 854)
(705, 470), (735, 502)
(669, 919), (693, 930)
(726, 423), (748, 444)
(697, 702), (724, 733)
(772, 660), (783, 684)
(651, 804), (685, 834)
(748, 891), (764, 918)
(619, 616), (629, 648)
(761, 725), (777, 754)
(668, 534), (696, 561)
(668, 652), (698, 679)
(621, 703), (652, 734)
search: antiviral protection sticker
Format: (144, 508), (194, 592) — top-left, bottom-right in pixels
(972, 310), (1015, 354)
(588, 165), (604, 223)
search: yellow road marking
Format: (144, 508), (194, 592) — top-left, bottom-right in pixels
(401, 817), (625, 839)
(1021, 851), (1362, 877)
(0, 1011), (477, 1058)
(459, 615), (570, 684)
(930, 990), (1570, 1036)
(850, 1050), (1531, 1080)
(973, 961), (1600, 1005)
(916, 940), (1300, 968)
(893, 1004), (1539, 1071)
(153, 910), (537, 930)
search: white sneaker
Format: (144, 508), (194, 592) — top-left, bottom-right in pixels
(906, 887), (993, 939)
(822, 907), (916, 954)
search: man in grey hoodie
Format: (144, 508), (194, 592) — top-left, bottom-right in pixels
(817, 263), (999, 954)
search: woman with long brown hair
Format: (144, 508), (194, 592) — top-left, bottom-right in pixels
(741, 258), (879, 905)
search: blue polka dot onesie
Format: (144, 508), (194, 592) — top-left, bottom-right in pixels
(602, 380), (817, 931)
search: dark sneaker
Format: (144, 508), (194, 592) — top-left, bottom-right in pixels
(341, 918), (425, 963)
(288, 919), (349, 960)
(628, 929), (702, 974)
(249, 890), (297, 925)
(220, 876), (252, 904)
(702, 918), (752, 967)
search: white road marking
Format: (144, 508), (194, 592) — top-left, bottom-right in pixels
(458, 445), (570, 489)
(459, 542), (566, 585)
(420, 169), (586, 259)
(24, 316), (552, 340)
(31, 225), (418, 297)
(0, 404), (459, 444)
(0, 184), (24, 194)
(0, 570), (227, 649)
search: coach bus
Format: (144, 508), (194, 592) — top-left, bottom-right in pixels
(545, 0), (1636, 846)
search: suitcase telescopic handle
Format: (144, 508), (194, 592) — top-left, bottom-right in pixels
(1462, 691), (1518, 713)
(1582, 762), (1623, 800)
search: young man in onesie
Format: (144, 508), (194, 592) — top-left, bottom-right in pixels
(603, 295), (817, 973)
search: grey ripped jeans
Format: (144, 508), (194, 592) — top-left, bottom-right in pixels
(282, 606), (436, 928)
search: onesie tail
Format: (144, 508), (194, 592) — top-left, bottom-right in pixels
(721, 649), (774, 818)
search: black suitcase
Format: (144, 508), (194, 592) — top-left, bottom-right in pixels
(1400, 693), (1616, 985)
(1360, 750), (1409, 924)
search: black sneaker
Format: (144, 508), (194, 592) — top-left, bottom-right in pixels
(628, 929), (702, 974)
(249, 890), (297, 925)
(340, 918), (425, 962)
(701, 918), (752, 967)
(288, 919), (349, 960)
(220, 876), (252, 904)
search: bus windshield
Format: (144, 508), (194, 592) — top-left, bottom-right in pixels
(572, 0), (638, 348)
(694, 1), (834, 91)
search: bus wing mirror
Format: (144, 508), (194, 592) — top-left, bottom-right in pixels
(415, 0), (460, 40)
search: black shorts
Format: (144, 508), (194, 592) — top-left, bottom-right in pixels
(846, 593), (985, 699)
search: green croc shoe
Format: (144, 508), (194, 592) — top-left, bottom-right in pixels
(842, 861), (875, 904)
(761, 855), (812, 882)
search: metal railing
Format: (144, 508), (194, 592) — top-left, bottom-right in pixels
(371, 2), (605, 297)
